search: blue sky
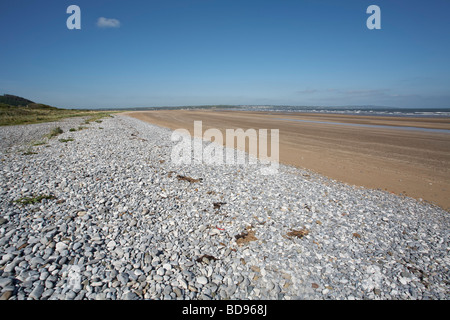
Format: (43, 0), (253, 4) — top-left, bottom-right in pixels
(1, 0), (449, 109)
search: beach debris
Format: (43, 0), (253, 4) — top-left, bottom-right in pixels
(235, 227), (257, 246)
(167, 171), (175, 178)
(303, 204), (311, 211)
(213, 202), (226, 210)
(352, 232), (362, 239)
(176, 175), (202, 183)
(250, 266), (261, 273)
(286, 228), (309, 239)
(196, 254), (219, 263)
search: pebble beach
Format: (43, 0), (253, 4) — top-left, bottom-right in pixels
(0, 115), (448, 300)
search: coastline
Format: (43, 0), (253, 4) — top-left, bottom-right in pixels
(123, 110), (450, 210)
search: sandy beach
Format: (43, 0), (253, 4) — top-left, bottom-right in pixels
(124, 110), (450, 210)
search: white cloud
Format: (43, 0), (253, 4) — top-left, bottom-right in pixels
(97, 17), (121, 28)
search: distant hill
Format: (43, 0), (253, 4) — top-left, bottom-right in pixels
(0, 94), (35, 106)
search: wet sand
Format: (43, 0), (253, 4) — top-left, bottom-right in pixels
(123, 110), (450, 210)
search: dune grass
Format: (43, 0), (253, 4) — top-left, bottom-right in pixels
(45, 127), (64, 139)
(0, 103), (117, 126)
(13, 194), (56, 205)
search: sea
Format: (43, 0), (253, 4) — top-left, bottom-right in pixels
(121, 105), (450, 118)
(227, 106), (450, 118)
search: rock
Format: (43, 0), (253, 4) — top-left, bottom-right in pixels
(123, 291), (139, 300)
(42, 289), (54, 299)
(65, 291), (77, 300)
(4, 260), (18, 273)
(0, 217), (7, 225)
(55, 242), (68, 252)
(156, 267), (165, 276)
(197, 276), (208, 285)
(173, 287), (182, 298)
(153, 275), (163, 282)
(107, 240), (116, 250)
(30, 257), (45, 266)
(114, 247), (124, 258)
(77, 211), (87, 217)
(95, 293), (107, 300)
(0, 277), (13, 288)
(401, 271), (412, 278)
(29, 284), (45, 300)
(0, 291), (12, 300)
(117, 273), (129, 286)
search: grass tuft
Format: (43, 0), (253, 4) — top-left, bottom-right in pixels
(30, 141), (46, 146)
(46, 127), (63, 139)
(14, 194), (56, 205)
(22, 148), (38, 155)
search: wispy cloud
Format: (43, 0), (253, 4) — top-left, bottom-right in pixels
(97, 17), (121, 28)
(340, 89), (390, 96)
(296, 88), (391, 97)
(296, 89), (318, 94)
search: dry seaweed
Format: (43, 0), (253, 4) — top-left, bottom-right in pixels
(286, 228), (309, 239)
(176, 175), (202, 183)
(235, 227), (257, 246)
(213, 202), (226, 210)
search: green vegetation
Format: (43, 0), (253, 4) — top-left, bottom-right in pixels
(14, 194), (56, 205)
(69, 128), (77, 132)
(22, 148), (37, 155)
(83, 113), (113, 124)
(46, 127), (63, 139)
(30, 140), (46, 146)
(0, 94), (118, 126)
(58, 138), (74, 143)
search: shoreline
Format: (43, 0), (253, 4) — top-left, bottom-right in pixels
(123, 110), (450, 210)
